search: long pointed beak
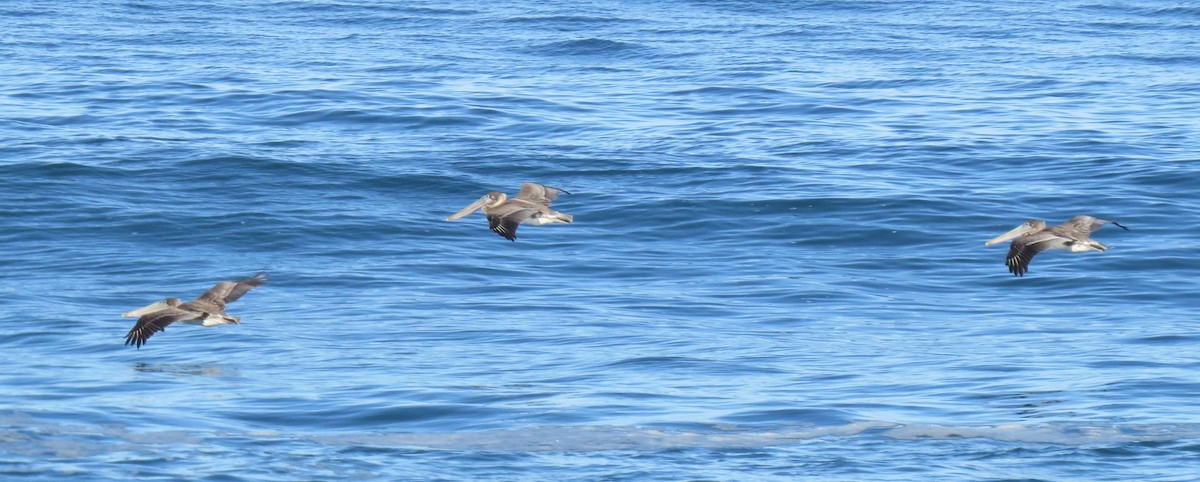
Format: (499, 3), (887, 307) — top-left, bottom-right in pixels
(985, 225), (1035, 245)
(1111, 221), (1129, 231)
(123, 300), (169, 317)
(445, 197), (488, 221)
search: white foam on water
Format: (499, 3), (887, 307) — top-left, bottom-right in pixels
(314, 421), (1200, 451)
(882, 422), (1200, 445)
(3, 410), (1198, 455)
(315, 421), (899, 451)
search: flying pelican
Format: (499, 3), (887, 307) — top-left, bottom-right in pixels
(985, 216), (1128, 277)
(123, 272), (267, 349)
(445, 182), (574, 241)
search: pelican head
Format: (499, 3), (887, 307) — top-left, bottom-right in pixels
(985, 219), (1046, 245)
(122, 297), (182, 317)
(445, 192), (507, 221)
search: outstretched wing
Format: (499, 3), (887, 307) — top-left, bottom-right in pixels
(224, 272), (267, 304)
(514, 183), (568, 207)
(487, 207), (538, 241)
(124, 308), (202, 349)
(1059, 215), (1124, 235)
(1005, 231), (1070, 277)
(196, 272), (268, 308)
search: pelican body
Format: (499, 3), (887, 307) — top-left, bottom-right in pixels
(123, 272), (267, 348)
(985, 216), (1128, 277)
(445, 182), (573, 241)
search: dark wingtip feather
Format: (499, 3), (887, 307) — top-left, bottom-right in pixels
(487, 215), (519, 241)
(1009, 258), (1029, 277)
(1010, 264), (1026, 277)
(125, 331), (145, 349)
(1005, 245), (1031, 277)
(124, 320), (168, 349)
(491, 228), (517, 242)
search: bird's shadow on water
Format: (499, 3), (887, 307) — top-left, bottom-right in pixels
(131, 362), (239, 377)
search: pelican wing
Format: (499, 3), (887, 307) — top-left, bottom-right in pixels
(514, 183), (567, 207)
(1059, 215), (1127, 235)
(124, 308), (203, 349)
(1005, 231), (1071, 277)
(196, 273), (267, 308)
(1058, 216), (1104, 235)
(487, 206), (538, 241)
(223, 272), (267, 304)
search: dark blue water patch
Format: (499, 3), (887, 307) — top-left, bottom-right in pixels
(1086, 360), (1179, 369)
(267, 108), (487, 129)
(160, 155), (349, 180)
(267, 0), (479, 17)
(1122, 335), (1199, 346)
(817, 78), (952, 90)
(222, 401), (518, 431)
(465, 94), (596, 114)
(0, 5), (49, 17)
(363, 62), (466, 74)
(501, 14), (645, 30)
(1079, 3), (1200, 20)
(589, 391), (704, 402)
(390, 4), (482, 16)
(1096, 53), (1200, 66)
(525, 38), (656, 60)
(0, 160), (123, 178)
(601, 356), (706, 368)
(717, 408), (859, 426)
(993, 80), (1126, 99)
(665, 85), (793, 98)
(691, 0), (908, 16)
(1076, 19), (1181, 32)
(1148, 6), (1200, 18)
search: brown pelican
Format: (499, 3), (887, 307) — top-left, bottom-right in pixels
(123, 272), (267, 349)
(985, 216), (1128, 277)
(445, 182), (573, 241)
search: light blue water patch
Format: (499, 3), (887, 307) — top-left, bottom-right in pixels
(2, 0), (1199, 479)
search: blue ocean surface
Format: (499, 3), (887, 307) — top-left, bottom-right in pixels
(3, 0), (1200, 479)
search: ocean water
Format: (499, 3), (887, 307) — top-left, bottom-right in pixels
(3, 0), (1200, 479)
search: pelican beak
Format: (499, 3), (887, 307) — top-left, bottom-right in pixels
(445, 197), (488, 221)
(122, 300), (169, 317)
(985, 223), (1036, 245)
